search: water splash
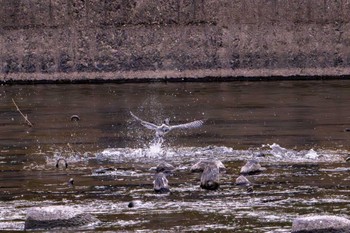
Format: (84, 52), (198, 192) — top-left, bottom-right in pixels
(262, 143), (345, 161)
(147, 140), (164, 157)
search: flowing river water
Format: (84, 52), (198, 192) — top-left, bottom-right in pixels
(1, 80), (350, 232)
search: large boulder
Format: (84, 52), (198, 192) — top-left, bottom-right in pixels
(25, 206), (99, 230)
(292, 215), (350, 233)
(191, 159), (226, 173)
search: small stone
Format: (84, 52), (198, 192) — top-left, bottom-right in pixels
(191, 159), (226, 173)
(70, 115), (80, 121)
(235, 175), (251, 186)
(155, 162), (175, 173)
(68, 178), (74, 186)
(128, 200), (143, 208)
(153, 172), (170, 194)
(56, 158), (68, 169)
(246, 185), (254, 193)
(240, 160), (265, 175)
(200, 165), (220, 190)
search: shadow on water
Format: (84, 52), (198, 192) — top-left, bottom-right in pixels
(1, 80), (350, 231)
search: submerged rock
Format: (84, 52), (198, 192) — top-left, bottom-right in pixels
(200, 165), (220, 190)
(25, 206), (99, 230)
(153, 172), (170, 194)
(191, 159), (226, 173)
(235, 175), (251, 186)
(292, 215), (350, 233)
(240, 160), (264, 175)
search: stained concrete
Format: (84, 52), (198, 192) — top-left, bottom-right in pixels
(1, 0), (350, 82)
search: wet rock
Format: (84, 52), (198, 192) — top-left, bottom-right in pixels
(191, 159), (226, 173)
(55, 158), (68, 169)
(128, 200), (143, 208)
(235, 175), (251, 186)
(292, 215), (350, 233)
(153, 172), (170, 194)
(240, 160), (264, 175)
(68, 178), (74, 186)
(200, 165), (220, 190)
(24, 206), (99, 230)
(246, 185), (254, 193)
(70, 115), (80, 121)
(154, 161), (175, 174)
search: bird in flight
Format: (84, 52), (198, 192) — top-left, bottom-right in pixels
(130, 111), (204, 138)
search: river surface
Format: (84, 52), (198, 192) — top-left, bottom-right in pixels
(1, 80), (350, 232)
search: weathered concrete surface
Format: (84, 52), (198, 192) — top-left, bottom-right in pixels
(1, 0), (350, 82)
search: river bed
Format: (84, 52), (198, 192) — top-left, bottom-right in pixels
(1, 80), (350, 232)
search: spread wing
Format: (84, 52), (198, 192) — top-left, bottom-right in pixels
(169, 120), (204, 130)
(130, 111), (158, 130)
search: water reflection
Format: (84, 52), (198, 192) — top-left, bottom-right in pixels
(1, 80), (350, 232)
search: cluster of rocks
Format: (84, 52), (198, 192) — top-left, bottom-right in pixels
(150, 158), (265, 193)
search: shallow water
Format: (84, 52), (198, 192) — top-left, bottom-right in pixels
(1, 80), (350, 232)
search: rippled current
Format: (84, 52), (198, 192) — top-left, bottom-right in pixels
(1, 80), (350, 232)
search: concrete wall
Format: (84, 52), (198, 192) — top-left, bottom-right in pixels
(1, 0), (350, 82)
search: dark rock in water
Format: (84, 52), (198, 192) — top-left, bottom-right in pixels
(240, 160), (265, 175)
(191, 159), (226, 173)
(155, 161), (175, 173)
(200, 165), (220, 190)
(55, 158), (68, 169)
(235, 175), (251, 186)
(153, 172), (170, 194)
(128, 200), (143, 208)
(70, 115), (80, 121)
(25, 206), (99, 230)
(292, 215), (350, 233)
(246, 185), (254, 193)
(68, 178), (74, 186)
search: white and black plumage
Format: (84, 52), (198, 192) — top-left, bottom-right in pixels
(130, 111), (204, 137)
